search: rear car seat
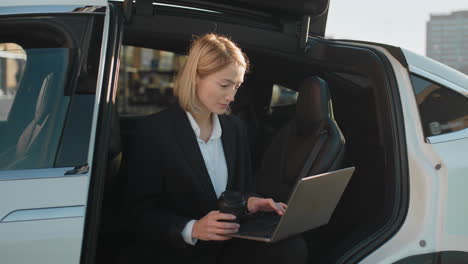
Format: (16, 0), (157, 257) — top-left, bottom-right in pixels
(256, 76), (346, 202)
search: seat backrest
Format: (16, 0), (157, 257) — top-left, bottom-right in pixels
(256, 76), (345, 202)
(16, 73), (54, 154)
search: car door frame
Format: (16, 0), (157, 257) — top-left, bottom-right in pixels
(0, 3), (110, 264)
(79, 2), (124, 264)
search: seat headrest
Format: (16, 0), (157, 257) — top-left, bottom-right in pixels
(35, 73), (54, 123)
(295, 76), (331, 136)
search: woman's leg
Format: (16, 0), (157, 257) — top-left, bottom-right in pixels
(219, 235), (308, 264)
(116, 241), (221, 264)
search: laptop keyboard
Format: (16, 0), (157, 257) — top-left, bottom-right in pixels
(237, 212), (282, 238)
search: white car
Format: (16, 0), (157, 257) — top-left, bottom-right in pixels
(0, 0), (466, 263)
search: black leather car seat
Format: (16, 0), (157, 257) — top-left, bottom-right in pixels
(256, 76), (346, 202)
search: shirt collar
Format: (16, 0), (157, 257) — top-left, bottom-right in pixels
(186, 112), (222, 141)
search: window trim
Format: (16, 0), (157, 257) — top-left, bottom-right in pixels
(409, 66), (468, 143)
(0, 167), (81, 181)
(409, 65), (468, 97)
(427, 128), (468, 144)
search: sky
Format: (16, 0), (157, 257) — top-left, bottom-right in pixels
(326, 0), (468, 56)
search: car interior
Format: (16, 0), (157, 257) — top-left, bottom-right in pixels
(95, 2), (407, 263)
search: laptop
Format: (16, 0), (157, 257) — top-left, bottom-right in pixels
(227, 167), (355, 243)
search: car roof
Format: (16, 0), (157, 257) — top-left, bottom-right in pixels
(403, 48), (468, 93)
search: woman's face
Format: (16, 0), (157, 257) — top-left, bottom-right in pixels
(196, 63), (245, 115)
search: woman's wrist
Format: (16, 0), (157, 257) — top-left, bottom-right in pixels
(191, 219), (200, 239)
(246, 196), (258, 213)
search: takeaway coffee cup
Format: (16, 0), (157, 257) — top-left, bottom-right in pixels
(217, 191), (245, 223)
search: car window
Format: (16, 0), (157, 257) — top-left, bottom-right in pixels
(117, 46), (186, 116)
(410, 74), (468, 138)
(54, 15), (104, 168)
(270, 84), (298, 107)
(262, 84), (298, 134)
(0, 43), (25, 121)
(0, 44), (73, 171)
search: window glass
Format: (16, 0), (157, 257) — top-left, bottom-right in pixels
(54, 15), (103, 167)
(0, 43), (25, 121)
(270, 84), (298, 107)
(0, 46), (72, 170)
(117, 46), (186, 116)
(410, 74), (468, 137)
(264, 84), (298, 132)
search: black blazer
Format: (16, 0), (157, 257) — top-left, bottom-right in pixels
(126, 104), (254, 249)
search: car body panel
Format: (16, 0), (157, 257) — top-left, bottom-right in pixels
(0, 1), (110, 263)
(0, 175), (88, 264)
(404, 49), (468, 253)
(1, 218), (85, 264)
(343, 44), (468, 263)
(402, 48), (468, 94)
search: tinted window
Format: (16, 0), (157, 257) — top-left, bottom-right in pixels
(0, 46), (72, 170)
(117, 46), (186, 116)
(410, 74), (468, 137)
(54, 15), (103, 167)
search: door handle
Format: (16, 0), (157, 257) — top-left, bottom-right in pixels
(65, 164), (89, 175)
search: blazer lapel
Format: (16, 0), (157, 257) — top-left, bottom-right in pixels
(171, 105), (218, 202)
(219, 115), (236, 190)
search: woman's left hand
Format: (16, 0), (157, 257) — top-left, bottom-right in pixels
(247, 197), (287, 215)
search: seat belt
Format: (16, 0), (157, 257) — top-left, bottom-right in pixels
(297, 129), (328, 180)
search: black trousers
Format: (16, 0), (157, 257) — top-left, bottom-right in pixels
(117, 235), (308, 264)
(219, 236), (308, 264)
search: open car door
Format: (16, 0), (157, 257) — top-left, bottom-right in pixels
(182, 0), (330, 36)
(0, 1), (122, 264)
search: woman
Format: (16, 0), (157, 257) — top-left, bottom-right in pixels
(125, 33), (307, 263)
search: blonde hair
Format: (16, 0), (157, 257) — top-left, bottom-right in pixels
(174, 33), (250, 113)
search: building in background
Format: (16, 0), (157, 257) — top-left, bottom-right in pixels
(117, 46), (186, 116)
(426, 10), (468, 75)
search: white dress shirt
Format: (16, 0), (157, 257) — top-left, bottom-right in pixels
(181, 112), (228, 245)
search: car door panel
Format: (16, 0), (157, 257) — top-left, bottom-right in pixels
(0, 3), (110, 264)
(1, 219), (84, 264)
(405, 58), (468, 251)
(0, 173), (89, 263)
(432, 138), (468, 250)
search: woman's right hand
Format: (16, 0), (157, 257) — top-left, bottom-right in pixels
(192, 210), (239, 241)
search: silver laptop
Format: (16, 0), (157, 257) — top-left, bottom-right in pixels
(227, 167), (355, 243)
